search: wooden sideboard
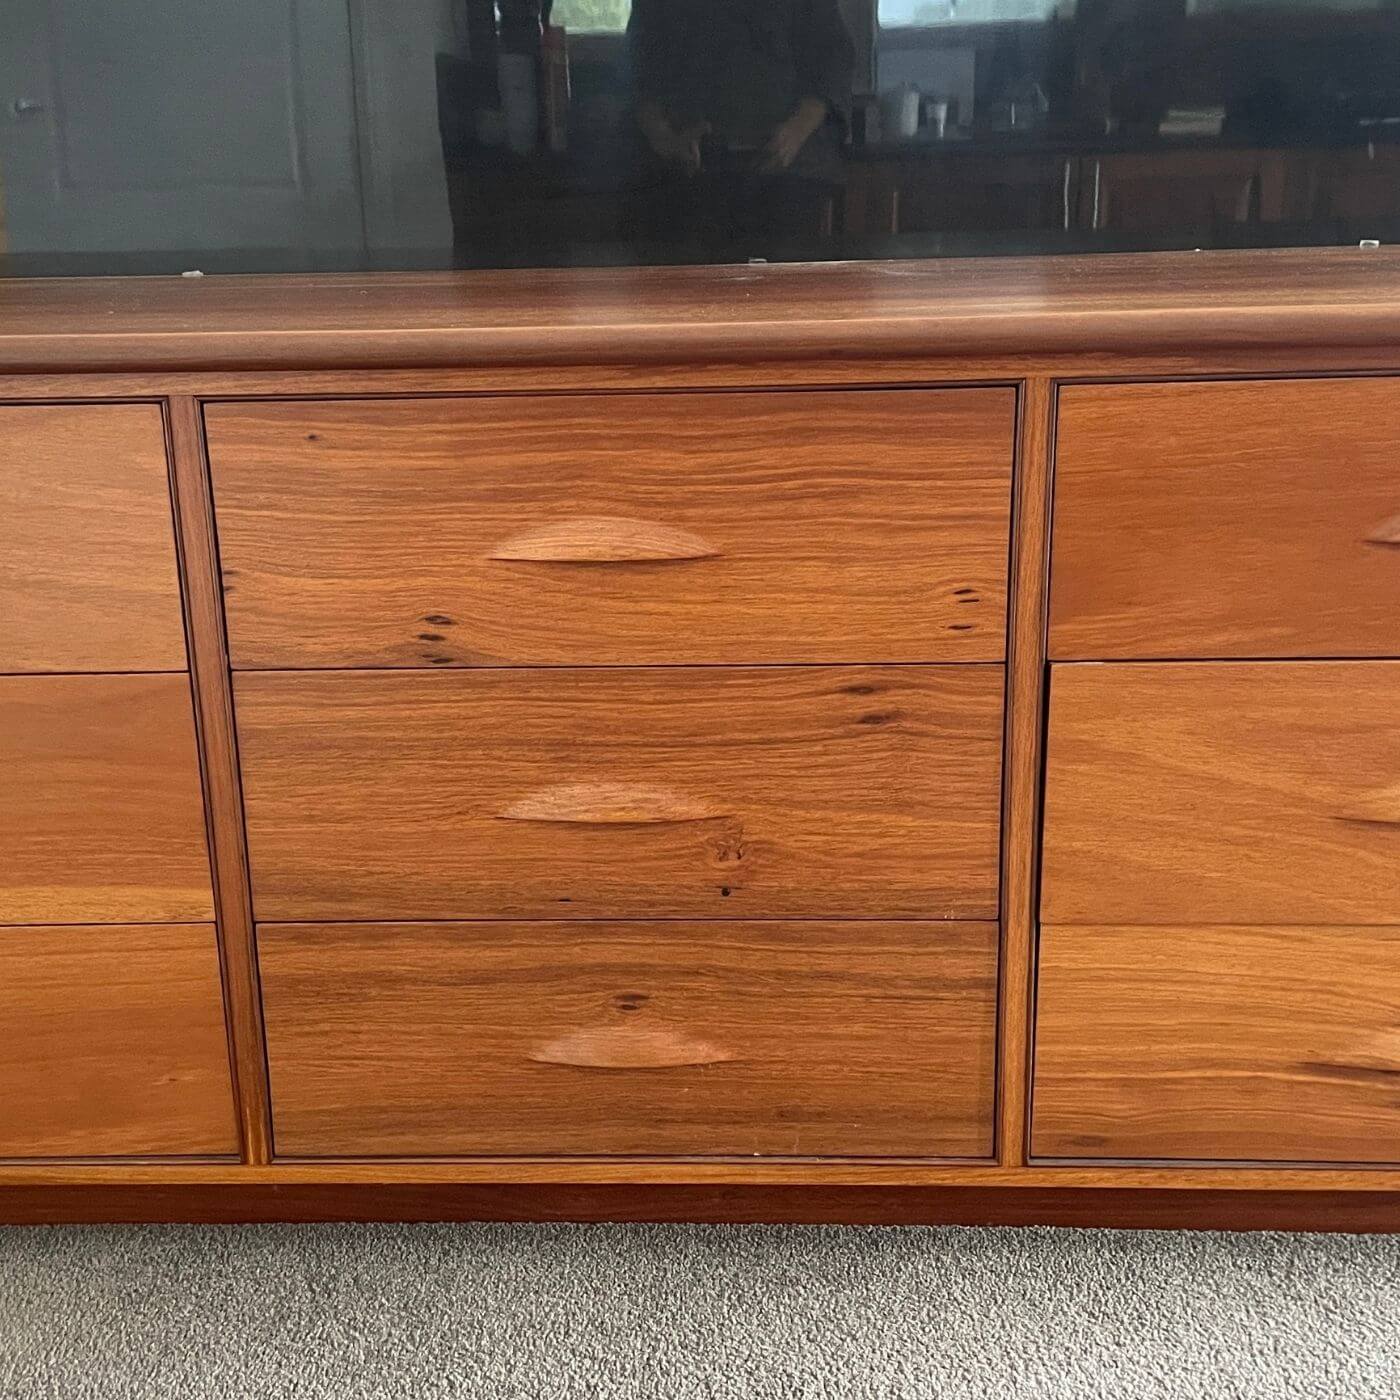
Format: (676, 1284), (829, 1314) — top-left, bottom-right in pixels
(3, 249), (1400, 1228)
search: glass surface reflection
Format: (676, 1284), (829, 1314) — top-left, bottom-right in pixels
(2, 0), (1399, 273)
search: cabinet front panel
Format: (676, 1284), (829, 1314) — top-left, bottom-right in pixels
(0, 404), (187, 673)
(1081, 152), (1264, 233)
(261, 920), (997, 1159)
(0, 924), (237, 1158)
(0, 674), (214, 924)
(1050, 378), (1400, 659)
(1042, 662), (1400, 925)
(236, 666), (1004, 921)
(1034, 924), (1400, 1164)
(206, 389), (1013, 668)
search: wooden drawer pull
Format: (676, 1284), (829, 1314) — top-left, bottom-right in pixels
(498, 781), (729, 825)
(487, 515), (720, 563)
(1365, 513), (1400, 547)
(530, 1024), (733, 1069)
(1334, 782), (1400, 827)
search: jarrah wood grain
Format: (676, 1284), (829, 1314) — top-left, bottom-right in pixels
(1041, 662), (1400, 925)
(235, 665), (1004, 922)
(1050, 377), (1400, 659)
(205, 389), (1013, 668)
(1034, 924), (1400, 1164)
(258, 920), (998, 1159)
(0, 924), (238, 1158)
(0, 403), (186, 673)
(0, 674), (214, 924)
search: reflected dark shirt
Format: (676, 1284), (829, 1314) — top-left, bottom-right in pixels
(628, 0), (854, 175)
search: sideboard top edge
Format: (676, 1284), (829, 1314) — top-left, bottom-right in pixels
(3, 247), (1399, 374)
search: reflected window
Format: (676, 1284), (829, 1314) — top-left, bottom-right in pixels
(548, 0), (631, 30)
(879, 0), (1064, 22)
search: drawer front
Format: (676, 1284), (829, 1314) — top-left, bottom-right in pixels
(1042, 662), (1400, 925)
(236, 666), (1003, 922)
(0, 404), (187, 673)
(261, 920), (997, 1158)
(0, 675), (214, 924)
(1050, 378), (1400, 659)
(0, 924), (237, 1157)
(1033, 924), (1400, 1164)
(206, 389), (1013, 668)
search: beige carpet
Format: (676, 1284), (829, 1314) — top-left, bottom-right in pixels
(2, 1223), (1398, 1398)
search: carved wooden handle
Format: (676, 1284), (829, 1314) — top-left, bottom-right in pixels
(498, 781), (728, 825)
(530, 1025), (733, 1069)
(488, 515), (720, 563)
(1365, 513), (1400, 547)
(1333, 782), (1400, 827)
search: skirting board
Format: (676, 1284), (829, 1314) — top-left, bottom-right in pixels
(4, 1185), (1399, 1231)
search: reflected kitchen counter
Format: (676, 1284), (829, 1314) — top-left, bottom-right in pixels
(432, 131), (1400, 250)
(843, 132), (1400, 237)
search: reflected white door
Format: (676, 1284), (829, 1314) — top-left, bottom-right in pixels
(0, 0), (365, 254)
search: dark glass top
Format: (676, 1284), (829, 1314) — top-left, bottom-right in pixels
(4, 0), (1400, 277)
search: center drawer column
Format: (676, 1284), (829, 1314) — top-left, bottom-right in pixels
(206, 388), (1014, 1161)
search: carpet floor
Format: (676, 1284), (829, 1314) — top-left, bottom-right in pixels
(2, 1224), (1397, 1399)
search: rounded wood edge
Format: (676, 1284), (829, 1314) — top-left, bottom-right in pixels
(5, 249), (1400, 375)
(6, 309), (1396, 375)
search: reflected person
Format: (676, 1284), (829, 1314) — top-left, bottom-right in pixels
(628, 0), (855, 248)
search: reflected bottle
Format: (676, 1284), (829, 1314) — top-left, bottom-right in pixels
(498, 0), (543, 154)
(542, 23), (571, 155)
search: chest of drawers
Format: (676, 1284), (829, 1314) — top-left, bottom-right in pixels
(2, 251), (1399, 1228)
